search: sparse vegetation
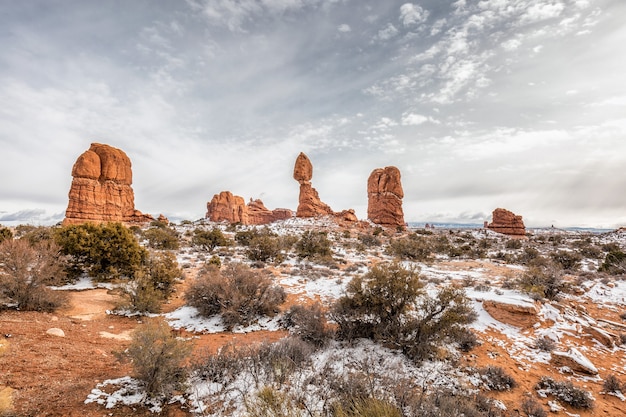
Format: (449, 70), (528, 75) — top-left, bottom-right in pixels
(518, 258), (565, 300)
(124, 320), (191, 399)
(479, 366), (517, 391)
(282, 303), (332, 347)
(142, 224), (180, 250)
(0, 226), (12, 243)
(0, 238), (68, 311)
(386, 234), (431, 261)
(185, 262), (286, 329)
(520, 397), (547, 417)
(295, 230), (332, 260)
(535, 376), (594, 409)
(192, 227), (231, 252)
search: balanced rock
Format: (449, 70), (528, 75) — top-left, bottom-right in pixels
(293, 152), (335, 218)
(206, 192), (293, 225)
(367, 166), (405, 227)
(64, 143), (153, 225)
(487, 208), (526, 236)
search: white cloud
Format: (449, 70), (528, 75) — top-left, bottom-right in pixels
(400, 3), (429, 27)
(337, 24), (351, 33)
(520, 2), (565, 24)
(501, 39), (521, 51)
(401, 113), (428, 125)
(376, 23), (399, 41)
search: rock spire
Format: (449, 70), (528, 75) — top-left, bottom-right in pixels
(367, 166), (405, 227)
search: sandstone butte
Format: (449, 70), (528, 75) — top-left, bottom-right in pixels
(63, 143), (154, 225)
(486, 208), (526, 236)
(205, 191), (292, 225)
(367, 166), (405, 227)
(292, 152), (357, 223)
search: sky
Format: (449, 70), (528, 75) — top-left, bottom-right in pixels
(1, 0), (625, 228)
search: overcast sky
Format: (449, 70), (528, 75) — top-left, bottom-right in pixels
(1, 0), (625, 228)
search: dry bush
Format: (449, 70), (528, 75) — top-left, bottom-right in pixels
(0, 238), (68, 311)
(535, 377), (593, 409)
(245, 386), (301, 417)
(282, 303), (332, 347)
(479, 366), (517, 391)
(518, 259), (565, 300)
(603, 374), (624, 394)
(333, 398), (402, 417)
(520, 397), (547, 417)
(534, 336), (556, 352)
(386, 235), (431, 261)
(0, 226), (12, 243)
(418, 390), (504, 417)
(295, 230), (333, 260)
(185, 262), (286, 329)
(124, 320), (191, 399)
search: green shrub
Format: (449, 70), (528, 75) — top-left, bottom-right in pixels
(192, 228), (231, 252)
(0, 239), (68, 311)
(505, 239), (522, 249)
(124, 320), (191, 399)
(550, 250), (582, 271)
(185, 263), (286, 329)
(295, 231), (332, 260)
(54, 222), (146, 280)
(237, 229), (283, 263)
(600, 250), (626, 274)
(142, 226), (180, 250)
(332, 262), (476, 362)
(386, 235), (431, 261)
(0, 226), (12, 243)
(518, 259), (565, 300)
(145, 251), (181, 297)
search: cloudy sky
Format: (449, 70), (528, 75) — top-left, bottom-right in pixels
(1, 0), (625, 228)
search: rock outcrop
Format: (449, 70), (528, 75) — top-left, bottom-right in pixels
(482, 299), (540, 328)
(293, 153), (334, 218)
(64, 143), (153, 225)
(206, 192), (292, 225)
(487, 208), (526, 236)
(550, 347), (598, 375)
(367, 166), (405, 227)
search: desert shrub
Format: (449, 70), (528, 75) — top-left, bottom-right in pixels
(535, 377), (594, 409)
(282, 303), (332, 347)
(142, 225), (180, 250)
(243, 229), (282, 263)
(520, 397), (547, 417)
(386, 235), (431, 261)
(505, 239), (522, 249)
(124, 320), (191, 399)
(13, 225), (54, 245)
(358, 234), (381, 247)
(0, 226), (12, 243)
(479, 366), (517, 391)
(208, 254), (221, 267)
(121, 252), (182, 313)
(418, 390), (504, 417)
(534, 336), (556, 352)
(516, 246), (540, 264)
(246, 386), (301, 417)
(333, 397), (402, 417)
(550, 250), (582, 271)
(518, 259), (565, 300)
(192, 227), (231, 252)
(54, 222), (146, 280)
(185, 262), (286, 329)
(332, 262), (476, 362)
(456, 328), (479, 352)
(600, 250), (626, 275)
(0, 238), (68, 311)
(296, 231), (332, 260)
(603, 374), (624, 394)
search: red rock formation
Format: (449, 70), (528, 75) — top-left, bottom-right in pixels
(247, 199), (293, 224)
(487, 208), (526, 236)
(482, 300), (540, 328)
(206, 193), (293, 225)
(367, 166), (405, 227)
(64, 143), (153, 225)
(206, 191), (248, 224)
(293, 153), (335, 218)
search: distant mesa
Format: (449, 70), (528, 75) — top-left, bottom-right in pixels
(206, 191), (292, 225)
(63, 143), (154, 225)
(486, 208), (526, 236)
(367, 166), (405, 227)
(293, 152), (357, 223)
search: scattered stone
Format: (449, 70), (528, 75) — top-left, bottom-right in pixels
(46, 328), (66, 338)
(550, 347), (598, 375)
(64, 143), (153, 225)
(486, 208), (526, 236)
(367, 166), (405, 227)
